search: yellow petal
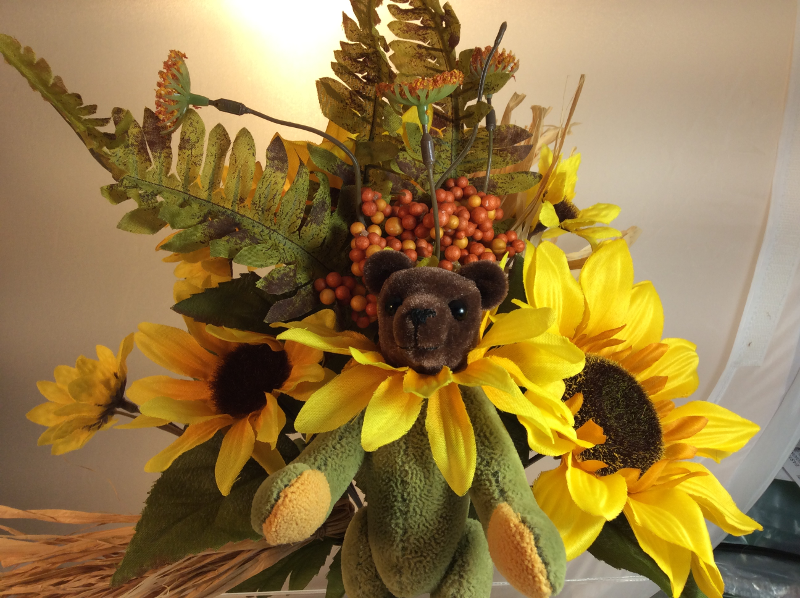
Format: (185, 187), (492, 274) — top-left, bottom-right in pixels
(579, 239), (633, 338)
(662, 401), (759, 462)
(533, 460), (606, 560)
(255, 393), (286, 445)
(295, 365), (385, 433)
(527, 241), (584, 338)
(140, 397), (218, 424)
(426, 384), (476, 496)
(668, 462), (761, 536)
(26, 402), (66, 426)
(285, 340), (323, 368)
(691, 553), (724, 598)
(204, 324), (281, 351)
(477, 307), (554, 349)
(145, 417), (232, 472)
(623, 282), (664, 353)
(575, 227), (622, 250)
(566, 453), (627, 520)
(362, 375), (424, 451)
(539, 200), (560, 227)
(128, 376), (212, 404)
(216, 418), (256, 496)
(36, 380), (73, 405)
(488, 333), (585, 384)
(50, 425), (100, 455)
(453, 358), (533, 416)
(53, 365), (79, 389)
(577, 203), (620, 225)
(185, 320), (238, 356)
(251, 440), (287, 474)
(115, 415), (172, 429)
(625, 487), (714, 565)
(275, 310), (376, 355)
(403, 367), (453, 397)
(136, 323), (220, 379)
(351, 348), (406, 371)
(284, 368), (337, 402)
(637, 338), (699, 402)
(625, 512), (692, 598)
(116, 333), (135, 378)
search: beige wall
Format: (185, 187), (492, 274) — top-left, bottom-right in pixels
(0, 0), (795, 535)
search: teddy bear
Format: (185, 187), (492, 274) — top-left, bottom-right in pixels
(250, 251), (567, 598)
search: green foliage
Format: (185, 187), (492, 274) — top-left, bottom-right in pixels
(112, 432), (266, 586)
(231, 539), (336, 592)
(588, 516), (708, 598)
(0, 34), (118, 175)
(469, 172), (542, 196)
(325, 548), (346, 598)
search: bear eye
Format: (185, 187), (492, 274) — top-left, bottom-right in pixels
(385, 296), (403, 316)
(449, 299), (467, 321)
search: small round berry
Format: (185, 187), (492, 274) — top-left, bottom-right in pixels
(383, 204), (393, 217)
(350, 238), (357, 249)
(365, 302), (378, 317)
(313, 278), (327, 292)
(409, 202), (425, 217)
(350, 222), (365, 236)
(453, 237), (469, 249)
(451, 186), (463, 200)
(480, 251), (497, 261)
(454, 230), (467, 240)
(349, 248), (365, 262)
(506, 247), (516, 258)
(467, 194), (482, 209)
(463, 253), (479, 264)
(366, 294), (378, 303)
(470, 207), (488, 224)
(335, 285), (351, 301)
(441, 235), (453, 247)
(478, 220), (494, 232)
(362, 202), (377, 217)
(506, 230), (518, 242)
(463, 185), (478, 196)
(445, 178), (456, 189)
(439, 260), (454, 271)
(351, 262), (362, 276)
(400, 230), (415, 241)
(444, 246), (462, 262)
(512, 239), (526, 253)
(367, 232), (382, 246)
(361, 187), (374, 202)
(319, 288), (336, 305)
(376, 198), (387, 211)
(401, 215), (417, 230)
(422, 212), (434, 229)
(354, 285), (367, 297)
(447, 215), (460, 230)
(472, 229), (484, 241)
(486, 210), (496, 221)
(494, 208), (504, 220)
(403, 249), (418, 262)
(482, 228), (495, 242)
(367, 224), (383, 235)
(399, 189), (413, 204)
(351, 295), (367, 311)
(401, 239), (416, 251)
(325, 272), (342, 288)
(491, 238), (508, 253)
(355, 236), (370, 250)
(469, 242), (485, 256)
(414, 225), (430, 240)
(435, 189), (447, 203)
(466, 223), (477, 236)
(356, 315), (371, 328)
(456, 176), (469, 188)
(457, 217), (469, 231)
(481, 196), (493, 210)
(477, 191), (486, 198)
(371, 212), (385, 224)
(366, 244), (382, 257)
(497, 233), (509, 244)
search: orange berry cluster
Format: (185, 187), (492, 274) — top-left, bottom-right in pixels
(313, 272), (378, 329)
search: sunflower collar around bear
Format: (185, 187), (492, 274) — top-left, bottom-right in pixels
(250, 251), (582, 598)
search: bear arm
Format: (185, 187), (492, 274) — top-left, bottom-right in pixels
(462, 386), (566, 598)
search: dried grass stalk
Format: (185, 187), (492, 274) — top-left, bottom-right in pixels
(0, 498), (354, 598)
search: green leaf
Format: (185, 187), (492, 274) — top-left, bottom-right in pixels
(265, 284), (318, 324)
(172, 273), (275, 333)
(469, 172), (542, 196)
(117, 206), (167, 234)
(111, 432), (267, 586)
(325, 548), (346, 598)
(355, 140), (401, 165)
(588, 516), (708, 598)
(259, 264), (300, 295)
(231, 539), (336, 593)
(0, 34), (117, 175)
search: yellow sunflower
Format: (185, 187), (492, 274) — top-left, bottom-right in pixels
(123, 313), (331, 495)
(157, 241), (232, 303)
(523, 239), (761, 598)
(532, 145), (622, 249)
(274, 308), (584, 496)
(28, 334), (134, 454)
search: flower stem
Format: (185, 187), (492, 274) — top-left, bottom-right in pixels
(524, 453), (546, 468)
(209, 99), (364, 225)
(421, 125), (441, 260)
(115, 400), (184, 437)
(482, 99), (496, 194)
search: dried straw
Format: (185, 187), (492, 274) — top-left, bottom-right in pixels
(0, 499), (354, 598)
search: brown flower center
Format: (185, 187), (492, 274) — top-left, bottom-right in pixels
(563, 354), (664, 476)
(211, 344), (291, 418)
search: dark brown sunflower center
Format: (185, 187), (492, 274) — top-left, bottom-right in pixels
(532, 199), (581, 234)
(211, 344), (291, 418)
(563, 354), (664, 476)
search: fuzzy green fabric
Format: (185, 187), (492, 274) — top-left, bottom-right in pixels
(342, 506), (395, 598)
(250, 413), (365, 535)
(462, 386), (567, 595)
(431, 519), (493, 598)
(360, 404), (470, 597)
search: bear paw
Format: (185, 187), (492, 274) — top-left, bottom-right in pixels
(487, 503), (553, 598)
(261, 469), (331, 545)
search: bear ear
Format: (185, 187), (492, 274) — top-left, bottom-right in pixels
(459, 261), (508, 310)
(363, 251), (414, 294)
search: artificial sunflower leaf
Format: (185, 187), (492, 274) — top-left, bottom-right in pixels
(101, 183), (130, 205)
(469, 172), (542, 196)
(111, 432), (267, 586)
(588, 516), (708, 598)
(265, 284), (317, 324)
(456, 145), (534, 177)
(172, 272), (275, 334)
(460, 100), (493, 129)
(258, 264), (300, 295)
(117, 205), (168, 235)
(231, 539), (336, 592)
(0, 34), (117, 174)
(307, 144), (356, 187)
(325, 547), (346, 598)
(354, 140), (401, 165)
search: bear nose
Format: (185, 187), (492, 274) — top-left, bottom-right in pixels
(409, 308), (436, 326)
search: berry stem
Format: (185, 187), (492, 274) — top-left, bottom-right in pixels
(421, 126), (441, 260)
(482, 99), (496, 194)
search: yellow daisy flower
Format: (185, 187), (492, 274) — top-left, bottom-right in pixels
(125, 313), (330, 496)
(28, 334), (134, 454)
(532, 146), (622, 249)
(274, 308), (584, 496)
(523, 239), (761, 598)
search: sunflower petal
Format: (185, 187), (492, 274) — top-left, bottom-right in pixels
(691, 553), (724, 598)
(403, 368), (453, 397)
(577, 203), (621, 224)
(362, 375), (424, 451)
(453, 358), (534, 416)
(35, 381), (73, 405)
(251, 440), (287, 474)
(216, 418), (256, 496)
(255, 393), (286, 446)
(533, 460), (606, 560)
(488, 334), (585, 384)
(351, 348), (406, 371)
(26, 402), (66, 426)
(185, 320), (238, 356)
(115, 415), (172, 429)
(623, 282), (664, 353)
(527, 241), (585, 337)
(285, 340), (324, 368)
(580, 239), (633, 338)
(662, 401), (759, 462)
(477, 307), (554, 349)
(128, 376), (212, 404)
(295, 365), (385, 433)
(50, 426), (99, 455)
(145, 417), (233, 472)
(637, 339), (699, 402)
(136, 323), (219, 379)
(275, 310), (376, 355)
(139, 397), (218, 424)
(565, 454), (627, 520)
(625, 512), (692, 598)
(426, 384), (476, 496)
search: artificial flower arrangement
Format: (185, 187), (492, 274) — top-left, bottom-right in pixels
(0, 1), (762, 597)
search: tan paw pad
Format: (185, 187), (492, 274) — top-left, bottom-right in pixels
(262, 469), (331, 545)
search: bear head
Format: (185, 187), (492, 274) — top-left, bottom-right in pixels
(362, 251), (508, 375)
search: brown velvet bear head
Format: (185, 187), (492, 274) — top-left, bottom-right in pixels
(363, 251), (508, 375)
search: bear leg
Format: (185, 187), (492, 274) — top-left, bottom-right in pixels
(342, 506), (395, 598)
(431, 518), (493, 598)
